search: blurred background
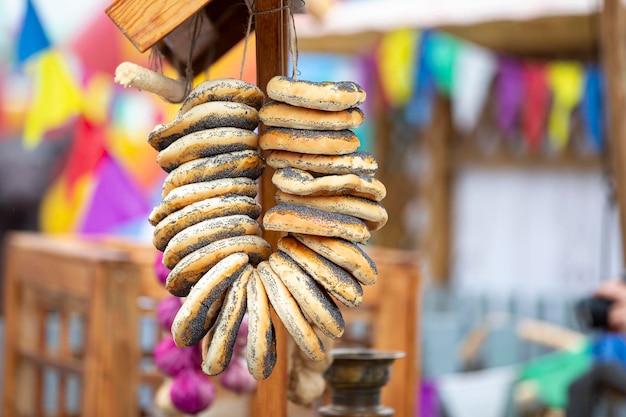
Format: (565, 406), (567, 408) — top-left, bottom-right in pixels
(1, 0), (625, 416)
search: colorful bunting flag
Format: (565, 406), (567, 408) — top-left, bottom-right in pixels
(65, 116), (107, 197)
(495, 56), (524, 137)
(70, 12), (122, 75)
(451, 43), (496, 133)
(23, 50), (82, 148)
(546, 61), (584, 151)
(404, 33), (436, 129)
(39, 174), (95, 234)
(377, 28), (419, 108)
(16, 0), (51, 63)
(78, 153), (150, 234)
(521, 63), (550, 152)
(423, 31), (459, 95)
(580, 65), (604, 151)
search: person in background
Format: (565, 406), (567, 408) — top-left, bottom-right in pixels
(566, 279), (626, 417)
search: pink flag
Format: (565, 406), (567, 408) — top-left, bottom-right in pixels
(521, 63), (550, 152)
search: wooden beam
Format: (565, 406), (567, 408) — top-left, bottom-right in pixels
(253, 1), (289, 417)
(601, 0), (626, 264)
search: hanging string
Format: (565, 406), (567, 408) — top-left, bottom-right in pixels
(184, 12), (202, 96)
(239, 0), (300, 80)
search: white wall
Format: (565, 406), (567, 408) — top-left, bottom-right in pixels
(452, 167), (623, 300)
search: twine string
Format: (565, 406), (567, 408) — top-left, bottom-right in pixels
(239, 0), (300, 80)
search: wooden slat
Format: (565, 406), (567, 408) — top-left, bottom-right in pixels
(601, 0), (626, 264)
(17, 350), (84, 375)
(3, 244), (20, 417)
(106, 0), (211, 52)
(253, 0), (289, 416)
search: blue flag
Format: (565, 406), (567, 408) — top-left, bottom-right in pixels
(17, 0), (51, 63)
(580, 65), (604, 152)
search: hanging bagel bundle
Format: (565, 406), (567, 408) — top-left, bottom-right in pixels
(254, 76), (388, 397)
(144, 79), (278, 383)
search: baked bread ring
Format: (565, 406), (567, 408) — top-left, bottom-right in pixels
(202, 264), (253, 375)
(246, 269), (277, 380)
(277, 236), (363, 308)
(291, 233), (378, 285)
(257, 261), (325, 361)
(269, 251), (345, 339)
(161, 150), (264, 198)
(162, 214), (262, 269)
(152, 194), (261, 252)
(165, 235), (271, 297)
(149, 178), (258, 226)
(272, 168), (386, 202)
(266, 150), (377, 176)
(157, 127), (258, 172)
(259, 101), (364, 130)
(178, 78), (265, 115)
(148, 101), (259, 151)
(275, 191), (388, 231)
(171, 252), (248, 347)
(263, 204), (370, 244)
(266, 76), (366, 111)
(259, 128), (359, 155)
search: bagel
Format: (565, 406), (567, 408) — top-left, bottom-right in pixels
(246, 269), (277, 380)
(266, 76), (366, 111)
(157, 128), (258, 172)
(263, 204), (370, 244)
(272, 168), (386, 202)
(291, 233), (378, 285)
(165, 235), (271, 296)
(149, 178), (258, 226)
(161, 150), (265, 198)
(162, 215), (262, 269)
(266, 150), (378, 176)
(171, 291), (225, 348)
(259, 128), (359, 155)
(275, 191), (388, 231)
(277, 236), (363, 307)
(148, 101), (259, 151)
(269, 251), (344, 339)
(170, 253), (249, 347)
(203, 264), (253, 375)
(259, 101), (364, 130)
(178, 78), (265, 115)
(152, 195), (261, 252)
(257, 261), (325, 361)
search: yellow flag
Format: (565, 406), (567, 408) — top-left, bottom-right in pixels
(547, 62), (584, 151)
(23, 50), (83, 148)
(83, 73), (113, 125)
(378, 29), (419, 108)
(39, 174), (94, 233)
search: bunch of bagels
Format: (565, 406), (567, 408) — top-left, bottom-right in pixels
(148, 75), (388, 381)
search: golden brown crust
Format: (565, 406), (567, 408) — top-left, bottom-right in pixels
(178, 78), (265, 114)
(266, 76), (366, 111)
(259, 127), (359, 155)
(157, 127), (258, 172)
(275, 191), (388, 231)
(266, 150), (377, 176)
(262, 204), (370, 244)
(246, 269), (277, 380)
(272, 168), (386, 202)
(259, 101), (364, 130)
(161, 150), (264, 198)
(291, 233), (378, 285)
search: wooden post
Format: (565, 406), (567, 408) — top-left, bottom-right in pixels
(253, 1), (289, 417)
(601, 0), (626, 264)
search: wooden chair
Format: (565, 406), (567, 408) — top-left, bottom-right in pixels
(2, 232), (168, 417)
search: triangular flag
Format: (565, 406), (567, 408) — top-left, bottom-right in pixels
(78, 153), (150, 234)
(521, 63), (550, 152)
(580, 65), (604, 152)
(451, 43), (496, 133)
(495, 56), (524, 137)
(16, 0), (51, 63)
(23, 50), (83, 148)
(70, 12), (122, 75)
(546, 61), (584, 151)
(405, 32), (437, 129)
(377, 28), (419, 108)
(423, 31), (459, 95)
(65, 116), (107, 197)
